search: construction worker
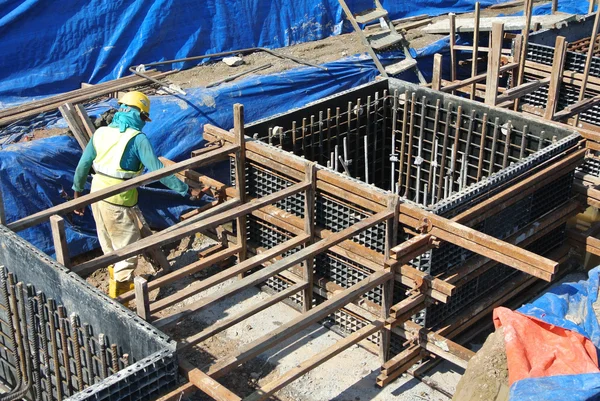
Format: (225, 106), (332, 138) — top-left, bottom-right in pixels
(72, 91), (202, 298)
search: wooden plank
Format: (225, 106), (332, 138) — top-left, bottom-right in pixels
(441, 63), (517, 93)
(134, 276), (150, 321)
(59, 103), (89, 150)
(73, 104), (96, 140)
(303, 163), (317, 311)
(432, 54), (442, 91)
(149, 235), (309, 313)
(206, 270), (392, 378)
(422, 13), (575, 33)
(449, 13), (457, 94)
(514, 0), (534, 111)
(471, 2), (481, 100)
(380, 196), (399, 364)
(180, 360), (242, 401)
(73, 182), (308, 275)
(179, 282), (307, 351)
(393, 321), (474, 369)
(50, 215), (70, 268)
(234, 104), (248, 279)
(544, 36), (567, 120)
(390, 233), (431, 260)
(554, 94), (600, 121)
(155, 382), (197, 401)
(243, 321), (384, 401)
(485, 22), (504, 105)
(8, 144), (236, 232)
(400, 205), (557, 280)
(495, 77), (550, 104)
(0, 71), (173, 127)
(153, 210), (393, 327)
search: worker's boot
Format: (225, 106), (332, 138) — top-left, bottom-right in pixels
(107, 266), (134, 299)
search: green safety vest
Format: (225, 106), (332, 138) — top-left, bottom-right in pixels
(91, 126), (143, 206)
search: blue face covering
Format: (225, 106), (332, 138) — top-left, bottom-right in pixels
(109, 105), (147, 133)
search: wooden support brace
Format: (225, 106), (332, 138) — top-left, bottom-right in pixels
(8, 144), (236, 232)
(180, 360), (242, 401)
(544, 36), (567, 120)
(449, 13), (457, 94)
(514, 0), (534, 110)
(134, 276), (150, 321)
(392, 321), (475, 369)
(149, 235), (308, 313)
(485, 22), (504, 105)
(50, 215), (71, 268)
(154, 210), (392, 328)
(441, 63), (517, 93)
(471, 2), (481, 100)
(243, 321), (384, 401)
(303, 162), (317, 311)
(59, 103), (90, 150)
(206, 270), (392, 378)
(495, 77), (550, 104)
(73, 182), (308, 275)
(380, 195), (399, 364)
(432, 54), (442, 91)
(234, 104), (248, 279)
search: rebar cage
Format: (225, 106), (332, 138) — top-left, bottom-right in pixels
(229, 77), (580, 337)
(0, 227), (177, 401)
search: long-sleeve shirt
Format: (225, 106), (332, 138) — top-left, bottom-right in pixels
(72, 133), (189, 196)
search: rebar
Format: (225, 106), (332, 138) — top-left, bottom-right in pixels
(70, 314), (84, 391)
(47, 299), (63, 400)
(57, 306), (73, 396)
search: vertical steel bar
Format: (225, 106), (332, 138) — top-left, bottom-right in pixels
(335, 107), (341, 150)
(82, 323), (94, 385)
(335, 145), (339, 172)
(355, 98), (361, 178)
(450, 105), (463, 194)
(373, 92), (379, 184)
(110, 344), (119, 374)
(310, 114), (315, 162)
(301, 118), (307, 153)
(488, 117), (500, 176)
(47, 299), (63, 400)
(27, 288), (42, 401)
(437, 103), (453, 201)
(502, 121), (513, 168)
(57, 306), (73, 397)
(519, 125), (529, 160)
(318, 111), (324, 165)
(477, 113), (488, 181)
(98, 334), (108, 380)
(70, 314), (84, 391)
(291, 121), (297, 155)
(404, 93), (417, 197)
(431, 137), (439, 203)
(381, 90), (388, 181)
(415, 96), (427, 204)
(326, 108), (332, 159)
(390, 90), (398, 193)
(364, 136), (369, 184)
(397, 91), (409, 195)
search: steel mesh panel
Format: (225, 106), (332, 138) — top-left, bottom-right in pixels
(262, 275), (304, 309)
(315, 253), (382, 304)
(578, 157), (600, 177)
(316, 294), (379, 346)
(316, 194), (386, 253)
(530, 171), (574, 221)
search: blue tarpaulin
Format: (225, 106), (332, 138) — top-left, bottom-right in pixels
(508, 267), (600, 401)
(0, 0), (503, 106)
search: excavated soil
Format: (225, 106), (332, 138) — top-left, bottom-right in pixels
(453, 327), (509, 401)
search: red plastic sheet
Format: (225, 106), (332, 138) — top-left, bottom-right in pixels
(493, 306), (600, 385)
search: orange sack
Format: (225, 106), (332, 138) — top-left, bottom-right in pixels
(493, 306), (600, 385)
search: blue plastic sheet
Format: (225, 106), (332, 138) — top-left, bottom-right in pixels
(0, 55), (384, 257)
(0, 0), (501, 106)
(509, 267), (600, 401)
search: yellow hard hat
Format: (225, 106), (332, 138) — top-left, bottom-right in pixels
(118, 91), (151, 115)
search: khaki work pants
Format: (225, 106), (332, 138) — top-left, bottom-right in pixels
(91, 201), (141, 282)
